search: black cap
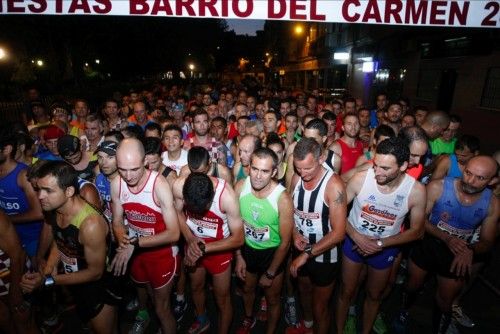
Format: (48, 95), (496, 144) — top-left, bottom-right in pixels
(57, 135), (80, 157)
(96, 141), (117, 156)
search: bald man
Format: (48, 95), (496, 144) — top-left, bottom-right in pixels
(420, 110), (450, 140)
(110, 138), (180, 334)
(394, 156), (499, 333)
(233, 135), (262, 184)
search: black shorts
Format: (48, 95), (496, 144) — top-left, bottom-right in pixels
(297, 258), (339, 287)
(410, 235), (481, 279)
(68, 274), (119, 322)
(242, 244), (284, 276)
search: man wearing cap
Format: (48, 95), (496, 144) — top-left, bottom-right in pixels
(95, 141), (119, 225)
(58, 135), (98, 182)
(34, 125), (65, 162)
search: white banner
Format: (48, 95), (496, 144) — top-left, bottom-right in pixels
(0, 0), (499, 28)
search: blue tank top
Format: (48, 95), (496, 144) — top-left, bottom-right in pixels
(446, 154), (462, 179)
(0, 163), (43, 249)
(95, 173), (112, 222)
(429, 177), (491, 242)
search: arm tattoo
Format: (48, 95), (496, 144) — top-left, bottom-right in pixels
(334, 190), (345, 205)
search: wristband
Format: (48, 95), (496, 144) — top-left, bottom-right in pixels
(198, 241), (206, 255)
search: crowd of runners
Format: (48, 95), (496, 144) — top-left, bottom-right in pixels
(0, 84), (499, 334)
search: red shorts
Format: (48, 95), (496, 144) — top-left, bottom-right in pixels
(198, 251), (233, 275)
(130, 250), (178, 289)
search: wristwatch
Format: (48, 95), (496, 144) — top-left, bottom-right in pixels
(376, 239), (384, 248)
(198, 241), (206, 256)
(264, 271), (276, 280)
(44, 275), (55, 287)
(304, 244), (314, 258)
(130, 237), (140, 248)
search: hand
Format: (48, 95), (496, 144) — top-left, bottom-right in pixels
(20, 272), (43, 293)
(119, 235), (135, 249)
(259, 274), (273, 288)
(290, 253), (308, 278)
(110, 244), (134, 276)
(450, 248), (473, 277)
(185, 239), (204, 265)
(352, 234), (382, 256)
(234, 255), (246, 281)
(293, 232), (309, 251)
(445, 236), (468, 255)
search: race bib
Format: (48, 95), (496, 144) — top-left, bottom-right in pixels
(60, 252), (78, 274)
(294, 211), (322, 237)
(187, 218), (218, 239)
(437, 221), (474, 240)
(128, 225), (155, 238)
(244, 221), (270, 242)
(359, 219), (388, 236)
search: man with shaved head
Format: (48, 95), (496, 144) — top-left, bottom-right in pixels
(110, 138), (180, 333)
(420, 110), (450, 140)
(395, 156), (499, 333)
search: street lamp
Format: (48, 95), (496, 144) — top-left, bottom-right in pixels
(95, 59), (100, 64)
(0, 48), (6, 61)
(188, 63), (195, 78)
(294, 25), (304, 35)
(36, 59), (44, 67)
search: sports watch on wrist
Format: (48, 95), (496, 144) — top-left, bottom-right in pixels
(44, 275), (55, 287)
(198, 241), (206, 255)
(264, 271), (276, 280)
(130, 237), (140, 248)
(304, 244), (313, 258)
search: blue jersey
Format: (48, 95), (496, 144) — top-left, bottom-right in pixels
(429, 177), (491, 242)
(447, 154), (462, 179)
(0, 163), (42, 256)
(95, 173), (112, 222)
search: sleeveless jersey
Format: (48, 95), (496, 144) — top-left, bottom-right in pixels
(53, 203), (100, 274)
(239, 177), (285, 250)
(225, 139), (235, 168)
(292, 169), (337, 263)
(119, 170), (176, 257)
(348, 168), (415, 238)
(189, 136), (223, 163)
(429, 177), (491, 242)
(447, 154), (462, 178)
(236, 164), (247, 182)
(323, 150), (337, 173)
(0, 163), (43, 247)
(185, 178), (229, 242)
(95, 174), (112, 222)
(338, 139), (364, 175)
(407, 163), (424, 180)
(161, 149), (188, 176)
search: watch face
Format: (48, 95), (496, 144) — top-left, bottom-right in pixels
(377, 240), (383, 247)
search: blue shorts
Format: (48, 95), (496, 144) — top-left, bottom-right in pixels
(342, 235), (400, 270)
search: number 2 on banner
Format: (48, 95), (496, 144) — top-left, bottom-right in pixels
(482, 1), (499, 26)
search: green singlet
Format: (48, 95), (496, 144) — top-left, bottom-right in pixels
(239, 177), (285, 250)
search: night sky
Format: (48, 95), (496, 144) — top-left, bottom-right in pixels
(226, 19), (265, 35)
